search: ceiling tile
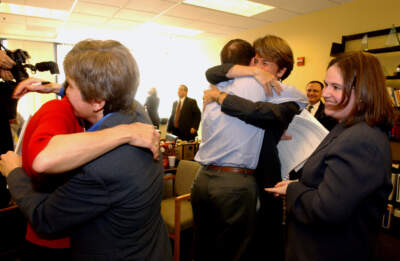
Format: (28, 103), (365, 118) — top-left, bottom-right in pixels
(2, 0), (25, 5)
(125, 0), (179, 13)
(26, 24), (57, 34)
(74, 2), (120, 17)
(0, 23), (25, 31)
(26, 17), (63, 28)
(165, 4), (266, 29)
(80, 0), (130, 8)
(0, 0), (355, 41)
(162, 4), (219, 22)
(106, 18), (141, 29)
(1, 24), (57, 39)
(114, 9), (157, 22)
(68, 13), (108, 25)
(253, 8), (297, 22)
(154, 15), (241, 35)
(0, 13), (26, 25)
(251, 0), (337, 14)
(25, 0), (75, 11)
(63, 21), (93, 30)
(2, 0), (74, 11)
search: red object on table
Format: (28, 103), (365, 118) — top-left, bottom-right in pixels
(163, 157), (169, 168)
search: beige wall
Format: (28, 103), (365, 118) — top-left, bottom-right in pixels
(208, 0), (400, 92)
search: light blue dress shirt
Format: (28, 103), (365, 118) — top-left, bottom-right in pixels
(195, 76), (307, 169)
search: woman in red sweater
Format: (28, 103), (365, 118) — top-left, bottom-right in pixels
(13, 78), (159, 260)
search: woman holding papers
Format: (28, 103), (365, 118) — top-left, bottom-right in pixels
(266, 51), (394, 261)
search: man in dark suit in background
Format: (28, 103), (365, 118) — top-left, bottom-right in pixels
(167, 84), (201, 141)
(305, 80), (337, 131)
(144, 87), (160, 129)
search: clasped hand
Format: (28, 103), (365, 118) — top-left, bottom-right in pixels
(203, 85), (220, 105)
(0, 151), (22, 178)
(252, 66), (283, 96)
(265, 180), (297, 197)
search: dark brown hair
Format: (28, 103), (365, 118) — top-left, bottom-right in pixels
(64, 39), (139, 115)
(253, 35), (294, 80)
(328, 51), (394, 129)
(220, 39), (255, 65)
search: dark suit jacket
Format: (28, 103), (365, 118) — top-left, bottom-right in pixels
(167, 96), (201, 141)
(144, 94), (160, 128)
(0, 82), (14, 208)
(221, 95), (299, 260)
(0, 105), (12, 208)
(286, 122), (392, 261)
(7, 107), (172, 261)
(314, 101), (337, 131)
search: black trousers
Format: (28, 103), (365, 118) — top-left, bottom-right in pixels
(241, 191), (285, 261)
(191, 167), (257, 261)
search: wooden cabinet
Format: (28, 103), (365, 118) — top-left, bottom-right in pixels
(391, 141), (400, 162)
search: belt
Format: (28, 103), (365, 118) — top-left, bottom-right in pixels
(206, 165), (254, 174)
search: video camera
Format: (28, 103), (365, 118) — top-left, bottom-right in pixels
(0, 43), (59, 83)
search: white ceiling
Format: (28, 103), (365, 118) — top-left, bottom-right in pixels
(0, 0), (353, 42)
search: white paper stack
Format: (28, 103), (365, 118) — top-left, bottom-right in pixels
(278, 110), (329, 179)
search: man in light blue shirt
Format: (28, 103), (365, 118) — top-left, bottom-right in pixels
(196, 77), (306, 169)
(191, 37), (307, 261)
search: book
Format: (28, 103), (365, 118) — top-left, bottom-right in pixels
(382, 204), (394, 229)
(387, 87), (395, 106)
(14, 114), (31, 155)
(394, 89), (400, 107)
(397, 174), (400, 203)
(277, 109), (329, 179)
(389, 173), (398, 201)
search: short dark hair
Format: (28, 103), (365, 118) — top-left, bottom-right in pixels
(220, 39), (255, 65)
(253, 35), (294, 80)
(307, 80), (324, 89)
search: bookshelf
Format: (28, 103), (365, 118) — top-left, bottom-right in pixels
(332, 26), (400, 237)
(331, 26), (400, 97)
(387, 75), (400, 80)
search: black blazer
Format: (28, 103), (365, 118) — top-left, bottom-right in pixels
(7, 106), (172, 261)
(286, 122), (392, 261)
(314, 102), (337, 131)
(167, 97), (201, 141)
(0, 82), (14, 208)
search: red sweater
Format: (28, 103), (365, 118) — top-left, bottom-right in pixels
(22, 97), (83, 248)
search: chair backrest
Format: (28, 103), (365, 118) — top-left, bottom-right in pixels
(175, 160), (201, 196)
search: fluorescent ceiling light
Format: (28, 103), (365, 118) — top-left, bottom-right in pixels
(184, 0), (274, 17)
(0, 3), (69, 20)
(140, 23), (203, 36)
